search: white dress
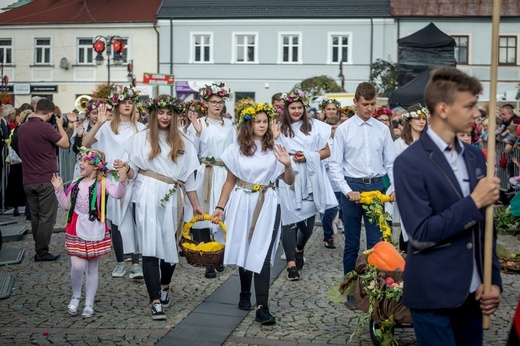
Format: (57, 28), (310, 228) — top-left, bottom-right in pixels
(126, 131), (200, 264)
(220, 142), (286, 273)
(94, 121), (146, 247)
(277, 119), (338, 225)
(187, 117), (235, 243)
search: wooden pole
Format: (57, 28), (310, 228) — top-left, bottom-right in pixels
(483, 0), (501, 330)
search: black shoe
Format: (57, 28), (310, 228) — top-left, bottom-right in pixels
(34, 253), (60, 262)
(13, 210), (20, 216)
(215, 264), (225, 272)
(286, 266), (300, 281)
(344, 295), (357, 310)
(151, 303), (166, 320)
(255, 305), (276, 325)
(324, 239), (336, 249)
(205, 268), (216, 278)
(238, 292), (252, 310)
(295, 250), (304, 269)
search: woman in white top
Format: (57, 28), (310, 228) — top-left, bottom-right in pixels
(212, 102), (294, 325)
(125, 94), (203, 320)
(276, 91), (338, 281)
(82, 85), (146, 279)
(187, 83), (234, 278)
(392, 104), (428, 251)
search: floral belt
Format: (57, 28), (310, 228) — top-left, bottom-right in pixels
(236, 179), (275, 242)
(139, 169), (185, 244)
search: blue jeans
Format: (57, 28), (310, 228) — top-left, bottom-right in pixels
(341, 181), (384, 274)
(320, 192), (341, 241)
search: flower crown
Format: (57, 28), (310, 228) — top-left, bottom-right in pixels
(320, 99), (341, 110)
(234, 97), (255, 116)
(185, 99), (205, 114)
(199, 82), (231, 100)
(86, 99), (113, 115)
(340, 106), (356, 117)
(145, 95), (185, 114)
(78, 146), (109, 174)
(237, 102), (278, 127)
(108, 85), (141, 106)
(402, 106), (429, 121)
(281, 90), (309, 107)
(372, 106), (393, 118)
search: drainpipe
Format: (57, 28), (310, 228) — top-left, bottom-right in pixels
(370, 17), (374, 79)
(154, 20), (160, 97)
(170, 18), (174, 96)
(396, 17), (400, 64)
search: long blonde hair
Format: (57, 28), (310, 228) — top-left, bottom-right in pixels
(147, 107), (185, 163)
(110, 101), (139, 135)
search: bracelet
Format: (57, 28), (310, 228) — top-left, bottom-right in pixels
(215, 206), (225, 211)
(126, 166), (131, 174)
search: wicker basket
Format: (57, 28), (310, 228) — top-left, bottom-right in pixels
(181, 214), (226, 268)
(499, 258), (520, 274)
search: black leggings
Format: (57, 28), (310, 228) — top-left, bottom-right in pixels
(238, 206), (280, 308)
(142, 256), (176, 302)
(110, 224), (139, 264)
(281, 215), (315, 262)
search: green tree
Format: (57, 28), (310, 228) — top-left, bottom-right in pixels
(370, 59), (398, 98)
(293, 75), (341, 99)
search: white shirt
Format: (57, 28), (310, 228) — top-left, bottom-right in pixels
(329, 114), (396, 195)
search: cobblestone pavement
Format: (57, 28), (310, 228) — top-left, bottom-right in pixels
(1, 213), (519, 345)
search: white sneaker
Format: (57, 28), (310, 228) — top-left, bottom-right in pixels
(112, 263), (127, 278)
(129, 264), (144, 279)
(280, 250), (286, 260)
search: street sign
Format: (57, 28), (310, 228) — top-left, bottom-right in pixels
(13, 84), (30, 95)
(143, 73), (174, 85)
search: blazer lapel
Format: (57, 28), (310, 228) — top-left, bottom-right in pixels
(463, 149), (478, 191)
(422, 135), (464, 199)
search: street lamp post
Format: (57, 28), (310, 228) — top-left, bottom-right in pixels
(93, 35), (125, 85)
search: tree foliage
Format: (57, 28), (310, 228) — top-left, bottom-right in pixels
(370, 59), (398, 98)
(293, 75), (341, 99)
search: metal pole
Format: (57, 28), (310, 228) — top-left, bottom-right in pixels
(107, 37), (111, 85)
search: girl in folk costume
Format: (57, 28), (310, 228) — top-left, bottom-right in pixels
(82, 85), (146, 280)
(321, 98), (341, 121)
(211, 102), (295, 325)
(275, 91), (338, 281)
(125, 95), (203, 320)
(51, 148), (128, 318)
(187, 83), (234, 278)
(391, 104), (428, 251)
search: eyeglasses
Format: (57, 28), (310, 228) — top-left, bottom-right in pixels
(378, 118), (390, 123)
(209, 101), (225, 106)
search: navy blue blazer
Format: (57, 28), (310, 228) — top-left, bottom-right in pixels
(394, 133), (502, 310)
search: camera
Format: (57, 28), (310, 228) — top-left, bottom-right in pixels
(49, 113), (69, 129)
(392, 119), (402, 129)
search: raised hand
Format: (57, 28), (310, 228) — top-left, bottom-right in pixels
(273, 144), (291, 167)
(97, 103), (109, 124)
(51, 173), (63, 189)
(271, 119), (281, 139)
(191, 116), (202, 134)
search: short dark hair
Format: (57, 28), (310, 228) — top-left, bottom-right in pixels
(354, 82), (377, 101)
(36, 98), (55, 114)
(424, 67), (482, 116)
(271, 92), (282, 104)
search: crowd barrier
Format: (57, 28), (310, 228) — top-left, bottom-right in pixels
(0, 140), (516, 211)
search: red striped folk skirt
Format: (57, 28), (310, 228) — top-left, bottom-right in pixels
(65, 212), (111, 259)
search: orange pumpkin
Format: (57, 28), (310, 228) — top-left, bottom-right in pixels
(365, 241), (405, 271)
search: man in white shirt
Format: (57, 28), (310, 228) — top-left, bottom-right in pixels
(329, 82), (396, 305)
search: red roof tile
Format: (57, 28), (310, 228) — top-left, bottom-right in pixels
(391, 0), (520, 17)
(0, 0), (162, 25)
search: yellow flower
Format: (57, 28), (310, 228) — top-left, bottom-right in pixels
(252, 184), (260, 192)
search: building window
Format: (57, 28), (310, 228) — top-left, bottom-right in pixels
(78, 38), (93, 64)
(452, 36), (469, 65)
(330, 34), (351, 63)
(499, 36), (517, 65)
(234, 34), (257, 63)
(192, 34), (212, 63)
(281, 34), (301, 63)
(35, 38), (51, 64)
(118, 37), (129, 64)
(0, 38), (12, 64)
